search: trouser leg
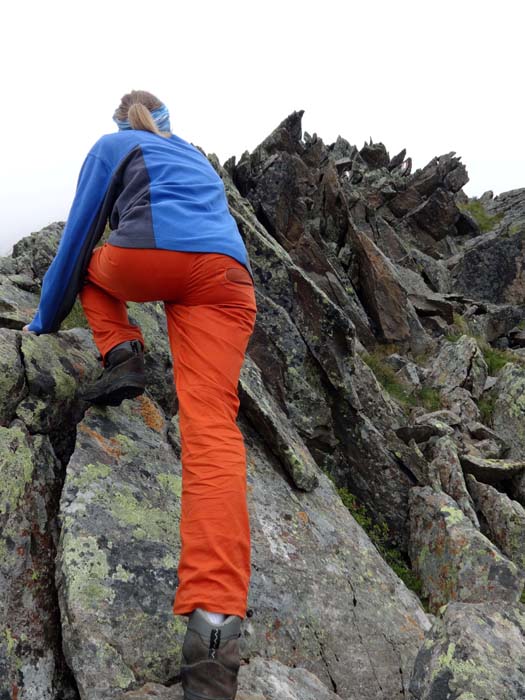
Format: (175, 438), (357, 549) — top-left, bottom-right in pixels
(169, 259), (256, 619)
(79, 246), (145, 361)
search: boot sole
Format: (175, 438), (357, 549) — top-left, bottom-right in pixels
(81, 373), (146, 407)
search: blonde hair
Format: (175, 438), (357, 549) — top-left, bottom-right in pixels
(115, 90), (171, 137)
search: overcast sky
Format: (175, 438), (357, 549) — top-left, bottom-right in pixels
(0, 0), (523, 253)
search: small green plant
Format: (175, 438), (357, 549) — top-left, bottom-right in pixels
(478, 395), (496, 426)
(361, 351), (443, 411)
(507, 223), (522, 237)
(61, 300), (90, 330)
(338, 486), (426, 604)
(458, 200), (503, 233)
(446, 313), (470, 342)
(362, 353), (415, 406)
(415, 386), (442, 412)
(479, 342), (512, 376)
(521, 587), (525, 605)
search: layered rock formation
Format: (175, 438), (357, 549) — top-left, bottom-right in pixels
(1, 113), (525, 699)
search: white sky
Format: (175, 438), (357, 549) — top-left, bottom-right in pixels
(0, 0), (523, 253)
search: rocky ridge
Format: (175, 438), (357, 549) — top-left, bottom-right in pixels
(1, 112), (525, 699)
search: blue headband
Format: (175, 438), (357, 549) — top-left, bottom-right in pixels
(113, 104), (171, 132)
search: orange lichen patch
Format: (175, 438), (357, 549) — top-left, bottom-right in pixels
(79, 424), (122, 458)
(297, 511), (309, 525)
(399, 613), (425, 636)
(138, 395), (164, 432)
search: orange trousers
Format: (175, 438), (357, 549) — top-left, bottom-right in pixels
(79, 244), (257, 618)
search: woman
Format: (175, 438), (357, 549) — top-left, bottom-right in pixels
(25, 90), (256, 700)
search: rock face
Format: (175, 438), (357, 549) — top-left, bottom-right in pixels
(1, 113), (525, 699)
(410, 602), (525, 700)
(409, 487), (524, 612)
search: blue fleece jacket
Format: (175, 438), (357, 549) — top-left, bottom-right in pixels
(29, 130), (251, 334)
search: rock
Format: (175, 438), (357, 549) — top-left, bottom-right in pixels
(450, 228), (525, 304)
(239, 356), (319, 491)
(348, 222), (430, 353)
(121, 681), (265, 700)
(411, 154), (468, 198)
(121, 658), (341, 700)
(122, 684), (182, 700)
(466, 474), (525, 570)
(406, 189), (460, 242)
(408, 486), (524, 612)
(467, 421), (509, 455)
(407, 248), (451, 294)
(512, 471), (525, 508)
(396, 361), (421, 389)
(427, 335), (488, 400)
(359, 141), (390, 169)
(11, 222), (65, 280)
(0, 329), (26, 425)
(383, 353), (407, 371)
(388, 187), (424, 218)
(415, 410), (462, 428)
(509, 327), (525, 347)
(468, 438), (506, 460)
(238, 657), (340, 699)
(56, 399), (184, 698)
(428, 437), (478, 526)
(483, 187), (525, 232)
(54, 395), (431, 700)
(16, 329), (100, 437)
(459, 453), (525, 484)
(388, 148), (406, 171)
(0, 425), (75, 700)
(440, 386), (481, 423)
(396, 420), (454, 445)
(459, 301), (525, 344)
(241, 420), (430, 699)
(491, 363), (525, 459)
(409, 602), (525, 700)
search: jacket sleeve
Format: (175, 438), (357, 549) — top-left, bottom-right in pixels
(28, 153), (113, 334)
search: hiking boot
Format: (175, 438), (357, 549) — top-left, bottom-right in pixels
(181, 609), (241, 700)
(80, 340), (146, 406)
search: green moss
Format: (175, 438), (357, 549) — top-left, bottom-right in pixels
(61, 299), (89, 330)
(520, 587), (525, 605)
(361, 351), (442, 412)
(0, 426), (34, 515)
(503, 223), (525, 238)
(459, 199), (504, 233)
(362, 352), (416, 406)
(4, 627), (16, 656)
(415, 387), (442, 411)
(156, 473), (182, 498)
(61, 533), (114, 606)
(446, 314), (471, 342)
(337, 486), (426, 603)
(441, 504), (465, 525)
(445, 318), (522, 376)
(477, 395), (496, 425)
(70, 462), (112, 490)
(432, 641), (479, 684)
(104, 487), (180, 542)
